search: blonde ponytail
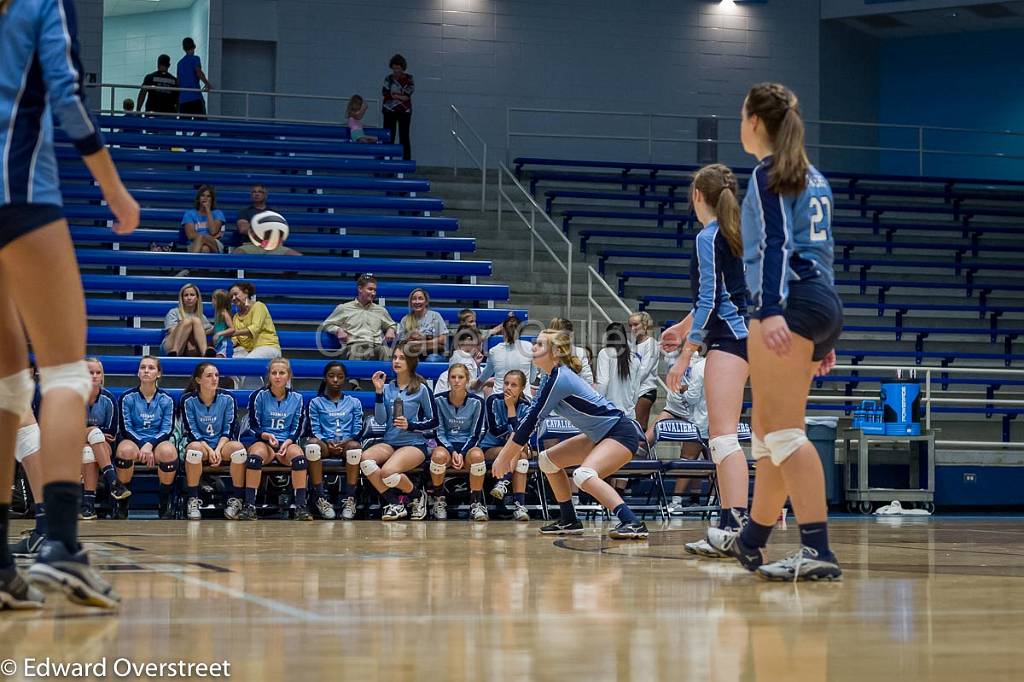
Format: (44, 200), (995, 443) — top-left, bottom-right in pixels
(543, 329), (583, 375)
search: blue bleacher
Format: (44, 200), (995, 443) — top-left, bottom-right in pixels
(96, 115), (392, 143)
(59, 130), (404, 158)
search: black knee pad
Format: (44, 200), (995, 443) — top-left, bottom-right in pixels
(291, 456), (308, 472)
(246, 454), (263, 471)
(158, 461), (178, 473)
(114, 457), (134, 469)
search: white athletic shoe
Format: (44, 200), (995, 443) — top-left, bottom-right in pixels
(409, 491), (428, 521)
(470, 502), (489, 522)
(340, 496), (357, 520)
(314, 496), (336, 520)
(382, 504), (407, 521)
(684, 537), (730, 559)
(432, 496), (448, 520)
(490, 480), (510, 500)
(512, 502), (530, 523)
(186, 497), (202, 521)
(223, 497), (242, 520)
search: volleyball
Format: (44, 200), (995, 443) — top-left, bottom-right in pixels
(249, 210), (289, 251)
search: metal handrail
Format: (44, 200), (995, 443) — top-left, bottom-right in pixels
(450, 105), (487, 211)
(496, 163), (572, 318)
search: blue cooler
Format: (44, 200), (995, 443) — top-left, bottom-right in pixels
(880, 380), (921, 436)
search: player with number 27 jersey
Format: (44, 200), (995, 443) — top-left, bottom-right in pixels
(741, 157), (834, 319)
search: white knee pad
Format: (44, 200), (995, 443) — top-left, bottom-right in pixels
(751, 434), (771, 461)
(304, 444), (322, 462)
(515, 458), (530, 474)
(82, 445), (96, 464)
(15, 423), (40, 463)
(230, 449), (248, 465)
(709, 435), (742, 464)
(382, 472), (402, 488)
(359, 459), (379, 477)
(429, 460), (446, 475)
(572, 466), (598, 488)
(87, 428), (107, 446)
(537, 450), (560, 474)
(38, 360), (92, 401)
(0, 369), (34, 416)
(764, 428), (809, 467)
(185, 449), (204, 465)
(469, 461), (486, 477)
(346, 449), (363, 466)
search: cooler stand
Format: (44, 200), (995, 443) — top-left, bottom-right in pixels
(842, 429), (936, 514)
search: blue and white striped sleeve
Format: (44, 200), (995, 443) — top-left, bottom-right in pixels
(688, 229), (718, 345)
(409, 387), (439, 432)
(512, 368), (571, 446)
(464, 397), (486, 452)
(119, 393), (143, 446)
(347, 397), (363, 440)
(751, 166), (789, 319)
(36, 0), (104, 156)
(287, 395), (305, 443)
(181, 396), (200, 442)
(153, 393), (174, 443)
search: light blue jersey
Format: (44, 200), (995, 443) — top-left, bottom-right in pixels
(689, 220), (748, 344)
(180, 390), (238, 447)
(246, 388), (305, 444)
(512, 366), (625, 446)
(0, 0), (104, 207)
(119, 388), (175, 446)
(480, 393), (531, 449)
(87, 388), (118, 437)
(741, 157), (835, 319)
(305, 393), (363, 442)
(434, 391), (485, 452)
(374, 381), (438, 447)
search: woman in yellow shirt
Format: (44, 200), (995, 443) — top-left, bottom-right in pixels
(227, 282), (281, 389)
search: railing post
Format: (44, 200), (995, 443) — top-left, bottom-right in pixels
(529, 206), (536, 273)
(587, 272), (593, 347)
(480, 145), (487, 212)
(452, 107), (459, 177)
(109, 85), (115, 115)
(497, 167), (503, 231)
(245, 93), (250, 121)
(505, 107), (511, 166)
(925, 369), (932, 431)
(566, 243), (573, 320)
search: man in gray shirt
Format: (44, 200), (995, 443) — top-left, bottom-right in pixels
(321, 274), (397, 360)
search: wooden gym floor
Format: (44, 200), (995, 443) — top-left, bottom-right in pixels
(2, 516), (1022, 682)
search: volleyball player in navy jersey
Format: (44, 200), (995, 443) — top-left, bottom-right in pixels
(492, 330), (648, 539)
(180, 363), (246, 521)
(661, 164), (751, 559)
(81, 358), (119, 521)
(1, 0), (138, 609)
(707, 83), (843, 582)
(241, 358), (308, 521)
(116, 357), (178, 520)
(482, 370), (532, 522)
(304, 362), (363, 520)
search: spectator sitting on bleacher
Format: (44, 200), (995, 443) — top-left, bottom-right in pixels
(398, 288), (448, 362)
(346, 95), (378, 143)
(161, 283), (215, 357)
(320, 274), (397, 360)
(548, 317), (595, 385)
(232, 185), (301, 255)
(456, 307), (503, 341)
(476, 315), (535, 396)
(122, 98), (135, 113)
(181, 184), (225, 253)
(224, 281), (282, 389)
(433, 325), (484, 395)
(137, 54), (178, 115)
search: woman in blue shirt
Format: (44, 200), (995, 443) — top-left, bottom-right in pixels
(180, 362), (244, 521)
(181, 184), (225, 253)
(304, 362), (364, 521)
(360, 343), (437, 522)
(492, 330), (648, 540)
(241, 358), (308, 521)
(707, 83), (843, 582)
(81, 358), (120, 520)
(1, 0), (138, 609)
(428, 363), (486, 522)
(482, 370), (532, 523)
(116, 357), (177, 520)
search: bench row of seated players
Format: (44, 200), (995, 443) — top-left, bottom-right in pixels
(79, 352), (543, 523)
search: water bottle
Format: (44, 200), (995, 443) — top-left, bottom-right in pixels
(393, 397), (404, 421)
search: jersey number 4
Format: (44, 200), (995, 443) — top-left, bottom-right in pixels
(810, 196), (831, 242)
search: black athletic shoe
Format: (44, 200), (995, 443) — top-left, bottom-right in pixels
(539, 520), (584, 535)
(109, 481), (131, 501)
(28, 541), (120, 609)
(112, 499), (130, 520)
(756, 547), (843, 582)
(0, 566), (44, 610)
(158, 498), (175, 520)
(293, 504), (312, 521)
(80, 500), (98, 521)
(608, 521), (649, 540)
(239, 504), (258, 521)
(10, 530), (44, 558)
(707, 527), (766, 572)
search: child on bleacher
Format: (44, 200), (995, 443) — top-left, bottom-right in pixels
(346, 95), (378, 144)
(210, 289), (235, 358)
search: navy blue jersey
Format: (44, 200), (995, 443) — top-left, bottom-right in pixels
(246, 387), (305, 444)
(180, 390), (238, 447)
(688, 220), (748, 344)
(305, 393), (363, 442)
(1, 0), (104, 207)
(512, 366), (624, 446)
(86, 388), (118, 437)
(741, 157), (835, 319)
(374, 381), (438, 447)
(434, 391), (485, 452)
(119, 388), (175, 446)
(480, 393), (532, 449)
